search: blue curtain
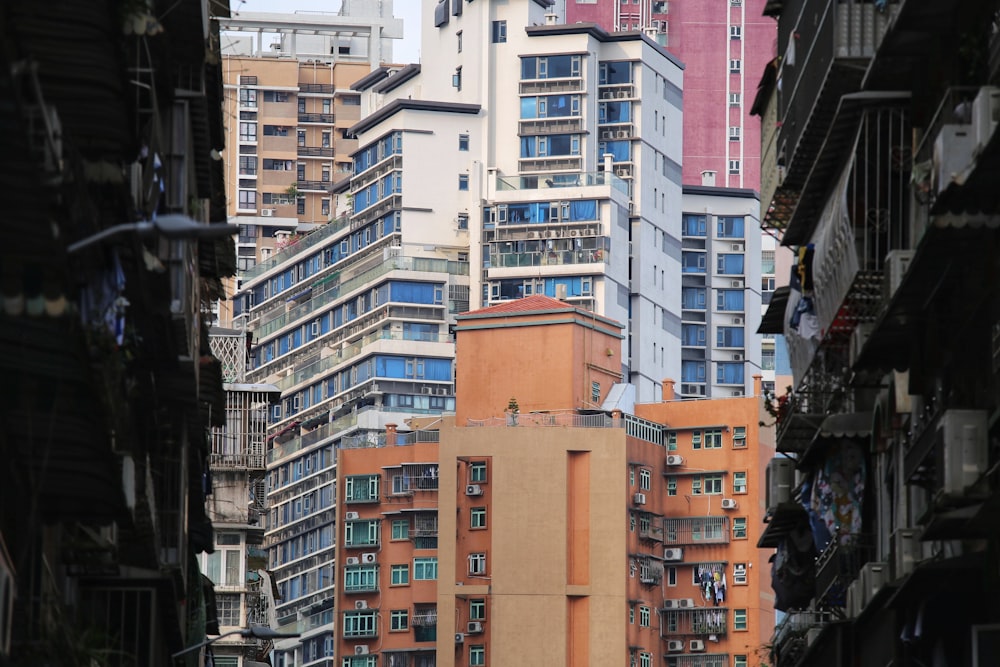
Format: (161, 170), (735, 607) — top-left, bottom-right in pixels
(520, 97), (537, 119)
(604, 141), (630, 161)
(720, 290), (744, 311)
(719, 255), (744, 275)
(570, 200), (597, 220)
(716, 363), (744, 384)
(520, 137), (537, 157)
(682, 361), (705, 382)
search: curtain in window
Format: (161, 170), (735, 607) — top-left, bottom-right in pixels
(716, 362), (744, 384)
(719, 290), (744, 310)
(520, 137), (537, 157)
(682, 361), (705, 382)
(569, 200), (597, 220)
(719, 254), (744, 275)
(603, 140), (630, 161)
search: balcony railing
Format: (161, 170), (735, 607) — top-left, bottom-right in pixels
(242, 216), (351, 282)
(297, 180), (331, 192)
(772, 609), (835, 664)
(660, 608), (729, 636)
(300, 83), (334, 94)
(518, 157), (582, 173)
(495, 170), (628, 194)
(489, 246), (608, 269)
(518, 117), (584, 135)
(664, 517), (730, 545)
(814, 534), (874, 606)
(297, 146), (335, 158)
(519, 77), (583, 95)
(298, 112), (334, 123)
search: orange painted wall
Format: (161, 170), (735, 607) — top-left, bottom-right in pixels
(455, 303), (624, 421)
(635, 379), (777, 662)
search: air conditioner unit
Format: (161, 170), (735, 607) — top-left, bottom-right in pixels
(617, 89), (628, 99)
(466, 484), (483, 496)
(663, 599), (679, 609)
(663, 548), (683, 561)
(883, 250), (914, 301)
(940, 409), (988, 495)
(732, 353), (743, 361)
(667, 640), (684, 652)
(355, 600), (368, 610)
(601, 129), (614, 139)
(616, 130), (629, 139)
(455, 633), (465, 644)
(766, 457), (795, 511)
(421, 386), (433, 394)
(361, 552), (377, 564)
(891, 528), (920, 579)
(721, 498), (738, 509)
(933, 123), (976, 196)
(467, 622), (484, 634)
(666, 455), (684, 466)
(845, 578), (862, 618)
(731, 280), (742, 287)
(859, 561), (888, 608)
(346, 512), (360, 520)
(527, 230), (541, 239)
(733, 317), (743, 325)
(544, 229), (557, 239)
(633, 493), (647, 505)
(261, 209), (275, 217)
(437, 387), (448, 395)
(346, 557), (360, 566)
(690, 640), (705, 652)
(679, 598), (695, 608)
(731, 243), (743, 251)
(972, 86), (1000, 153)
(849, 323), (874, 367)
(354, 645), (369, 655)
(569, 229), (580, 237)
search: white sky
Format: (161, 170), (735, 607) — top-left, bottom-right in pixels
(231, 0), (422, 63)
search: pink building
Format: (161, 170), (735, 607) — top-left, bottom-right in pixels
(567, 0), (774, 189)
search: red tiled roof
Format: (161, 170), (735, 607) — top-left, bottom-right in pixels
(463, 295), (574, 316)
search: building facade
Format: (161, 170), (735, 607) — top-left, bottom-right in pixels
(755, 0), (1000, 665)
(565, 0), (774, 189)
(218, 6), (403, 326)
(344, 0), (686, 402)
(330, 295), (775, 667)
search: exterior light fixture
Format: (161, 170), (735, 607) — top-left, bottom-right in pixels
(67, 214), (235, 254)
(172, 626), (301, 659)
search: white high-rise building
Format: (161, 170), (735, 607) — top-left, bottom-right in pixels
(345, 0), (685, 401)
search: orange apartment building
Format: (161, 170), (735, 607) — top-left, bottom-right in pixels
(333, 296), (775, 667)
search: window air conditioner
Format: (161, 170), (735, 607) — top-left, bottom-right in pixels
(845, 578), (862, 618)
(455, 633), (465, 644)
(690, 640), (705, 651)
(361, 552), (377, 564)
(346, 512), (360, 520)
(467, 622), (483, 634)
(940, 409), (988, 495)
(721, 498), (738, 509)
(355, 600), (368, 610)
(346, 557), (360, 566)
(466, 484), (483, 496)
(667, 640), (684, 652)
(859, 561), (888, 609)
(972, 86), (1000, 153)
(354, 645), (369, 655)
(933, 123), (976, 196)
(766, 457), (795, 511)
(663, 548), (683, 561)
(666, 455), (683, 466)
(633, 492), (647, 505)
(891, 528), (920, 579)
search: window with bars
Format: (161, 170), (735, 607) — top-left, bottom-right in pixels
(216, 593), (240, 627)
(664, 517), (729, 544)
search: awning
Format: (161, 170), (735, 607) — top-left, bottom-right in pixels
(798, 411), (873, 471)
(758, 286), (790, 334)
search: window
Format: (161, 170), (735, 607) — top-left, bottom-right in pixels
(629, 467), (635, 486)
(734, 608), (748, 631)
(640, 653), (652, 667)
(639, 469), (651, 490)
(238, 156), (257, 175)
(414, 557), (438, 580)
(667, 478), (677, 496)
(459, 133), (470, 151)
(667, 432), (677, 450)
(391, 564), (409, 585)
(729, 126), (741, 140)
(735, 656), (748, 667)
(392, 519), (409, 540)
(342, 610), (378, 638)
(704, 429), (723, 449)
(470, 599), (486, 621)
(457, 30), (463, 53)
(639, 606), (650, 627)
(734, 563), (748, 585)
(470, 461), (487, 483)
(733, 472), (747, 494)
(453, 67), (462, 90)
(238, 190), (257, 210)
(729, 59), (741, 73)
(457, 213), (469, 230)
(321, 199), (330, 216)
(729, 93), (741, 106)
(216, 593), (240, 627)
(470, 507), (487, 529)
(343, 565), (378, 592)
(470, 645), (486, 666)
(704, 474), (723, 495)
(629, 605), (635, 624)
(469, 552), (487, 575)
(733, 426), (747, 447)
(491, 20), (507, 43)
(345, 475), (380, 502)
(692, 478), (702, 495)
(729, 159), (741, 174)
(692, 432), (702, 449)
(344, 519), (379, 547)
(717, 289), (744, 311)
(390, 609), (409, 631)
(730, 25), (742, 38)
(238, 122), (257, 142)
(733, 517), (747, 539)
(458, 174), (470, 191)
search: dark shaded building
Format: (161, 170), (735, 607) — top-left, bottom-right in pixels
(0, 1), (237, 664)
(754, 0), (1000, 665)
